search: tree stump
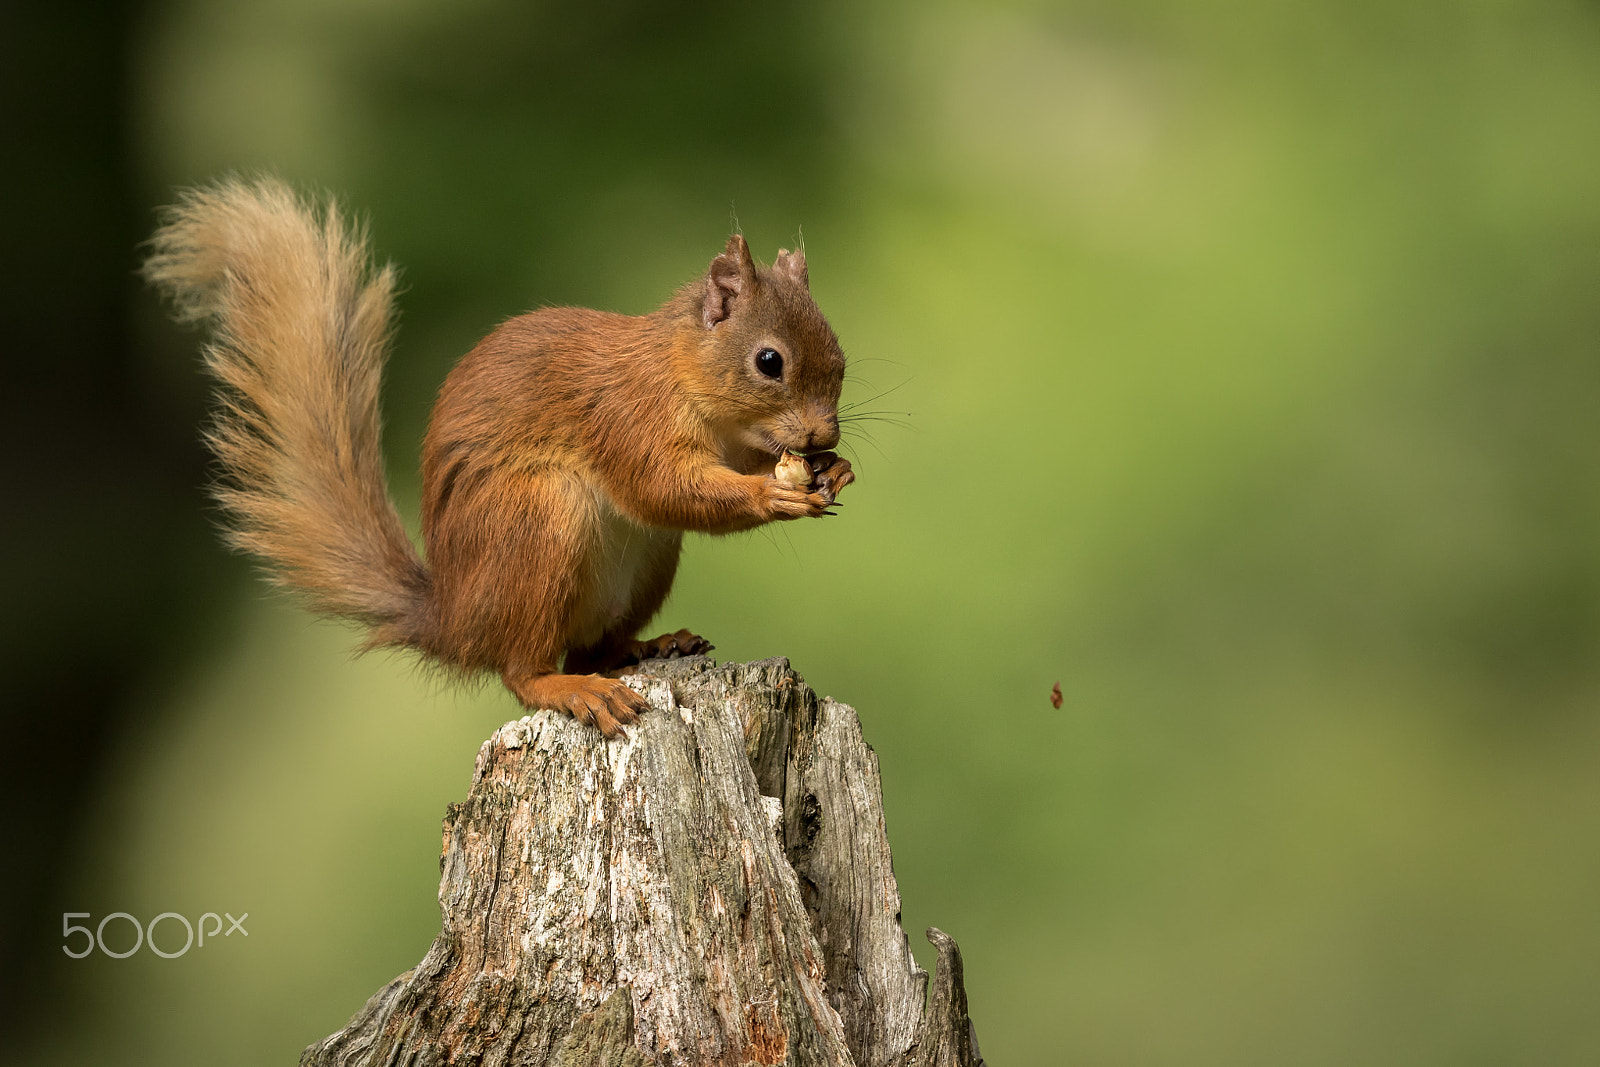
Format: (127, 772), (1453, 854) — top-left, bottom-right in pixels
(301, 657), (984, 1066)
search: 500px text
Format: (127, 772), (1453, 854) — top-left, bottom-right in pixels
(62, 911), (249, 959)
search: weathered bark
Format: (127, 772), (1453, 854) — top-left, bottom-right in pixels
(302, 657), (984, 1066)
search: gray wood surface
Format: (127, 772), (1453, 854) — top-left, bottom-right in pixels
(302, 657), (984, 1066)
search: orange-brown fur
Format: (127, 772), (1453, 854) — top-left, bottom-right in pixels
(145, 177), (852, 737)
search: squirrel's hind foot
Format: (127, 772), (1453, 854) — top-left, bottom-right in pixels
(632, 629), (714, 662)
(564, 629), (713, 676)
(503, 671), (650, 740)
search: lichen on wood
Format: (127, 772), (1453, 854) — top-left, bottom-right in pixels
(302, 657), (984, 1066)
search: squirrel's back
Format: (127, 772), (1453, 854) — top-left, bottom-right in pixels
(144, 177), (433, 649)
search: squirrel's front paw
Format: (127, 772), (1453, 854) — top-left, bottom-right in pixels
(805, 452), (854, 505)
(761, 478), (834, 520)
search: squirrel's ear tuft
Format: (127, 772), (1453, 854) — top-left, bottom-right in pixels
(703, 234), (756, 329)
(774, 248), (808, 289)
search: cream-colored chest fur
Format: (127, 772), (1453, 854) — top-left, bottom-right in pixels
(568, 485), (679, 649)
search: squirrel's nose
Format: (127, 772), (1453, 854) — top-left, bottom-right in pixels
(804, 418), (840, 452)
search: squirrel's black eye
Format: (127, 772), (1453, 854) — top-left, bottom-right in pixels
(755, 347), (784, 379)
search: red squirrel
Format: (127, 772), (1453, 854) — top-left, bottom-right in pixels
(145, 177), (853, 738)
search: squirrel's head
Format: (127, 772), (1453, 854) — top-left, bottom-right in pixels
(686, 234), (845, 458)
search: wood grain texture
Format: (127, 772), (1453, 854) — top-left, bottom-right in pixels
(301, 657), (984, 1066)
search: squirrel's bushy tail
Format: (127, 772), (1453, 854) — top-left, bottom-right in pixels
(145, 176), (432, 650)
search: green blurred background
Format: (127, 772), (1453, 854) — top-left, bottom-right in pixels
(5, 0), (1600, 1063)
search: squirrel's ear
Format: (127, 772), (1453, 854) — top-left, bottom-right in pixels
(774, 248), (808, 289)
(703, 234), (755, 329)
